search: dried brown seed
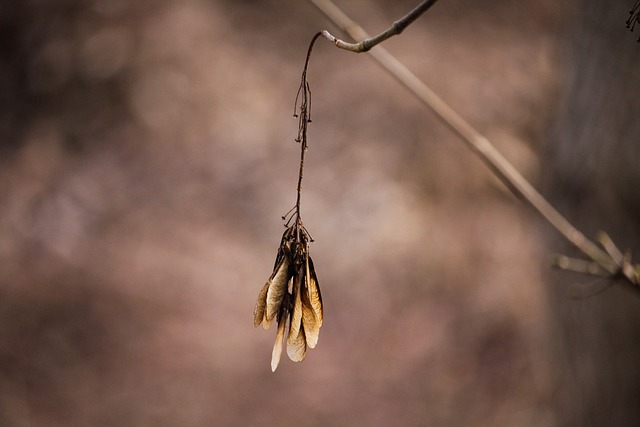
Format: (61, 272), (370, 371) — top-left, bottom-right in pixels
(253, 281), (270, 327)
(306, 256), (323, 327)
(287, 321), (307, 362)
(265, 256), (291, 323)
(290, 272), (303, 338)
(271, 307), (288, 372)
(301, 285), (320, 349)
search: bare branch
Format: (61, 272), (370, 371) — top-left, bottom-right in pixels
(317, 0), (439, 52)
(309, 0), (640, 290)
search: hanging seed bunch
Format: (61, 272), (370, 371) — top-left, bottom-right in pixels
(253, 219), (323, 371)
(254, 33), (324, 372)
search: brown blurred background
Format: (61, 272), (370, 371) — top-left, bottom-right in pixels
(1, 0), (639, 426)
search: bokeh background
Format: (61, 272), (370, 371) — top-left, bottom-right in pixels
(1, 0), (639, 426)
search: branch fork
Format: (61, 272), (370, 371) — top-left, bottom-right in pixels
(553, 233), (640, 289)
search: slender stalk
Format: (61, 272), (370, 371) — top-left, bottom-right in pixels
(308, 0), (639, 288)
(293, 32), (322, 223)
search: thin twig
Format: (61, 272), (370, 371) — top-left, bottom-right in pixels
(318, 0), (439, 52)
(552, 255), (610, 277)
(293, 32), (323, 224)
(309, 0), (640, 290)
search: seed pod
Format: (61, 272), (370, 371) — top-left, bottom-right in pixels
(265, 256), (291, 323)
(301, 283), (320, 349)
(271, 308), (288, 372)
(306, 255), (323, 327)
(289, 271), (303, 339)
(287, 318), (307, 362)
(253, 281), (270, 328)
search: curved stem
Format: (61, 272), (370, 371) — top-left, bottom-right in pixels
(315, 0), (439, 52)
(294, 32), (323, 222)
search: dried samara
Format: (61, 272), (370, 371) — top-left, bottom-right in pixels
(254, 224), (323, 371)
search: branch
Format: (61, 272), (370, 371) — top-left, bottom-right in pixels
(317, 0), (439, 52)
(309, 0), (640, 291)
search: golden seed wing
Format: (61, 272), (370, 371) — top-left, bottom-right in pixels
(307, 256), (323, 327)
(287, 323), (307, 362)
(253, 281), (270, 327)
(262, 310), (273, 330)
(271, 314), (287, 372)
(301, 287), (320, 349)
(289, 274), (303, 339)
(265, 257), (290, 322)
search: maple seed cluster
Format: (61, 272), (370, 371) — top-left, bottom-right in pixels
(254, 224), (323, 371)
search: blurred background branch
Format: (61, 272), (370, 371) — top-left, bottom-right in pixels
(311, 0), (640, 291)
